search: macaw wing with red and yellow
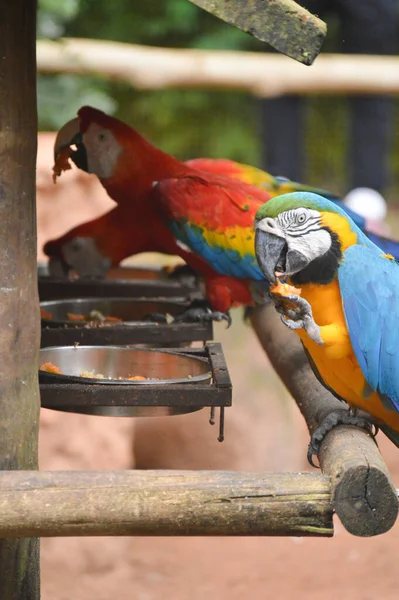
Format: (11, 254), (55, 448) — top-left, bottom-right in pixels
(185, 158), (280, 192)
(152, 175), (267, 281)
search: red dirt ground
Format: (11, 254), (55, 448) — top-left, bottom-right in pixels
(38, 134), (399, 600)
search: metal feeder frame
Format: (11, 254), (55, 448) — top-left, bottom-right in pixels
(40, 342), (232, 441)
(38, 273), (202, 302)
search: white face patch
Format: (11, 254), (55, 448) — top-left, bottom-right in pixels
(82, 123), (123, 179)
(257, 207), (332, 264)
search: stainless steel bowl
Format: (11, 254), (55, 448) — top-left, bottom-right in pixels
(40, 297), (188, 327)
(39, 346), (212, 417)
(39, 345), (212, 416)
(39, 345), (211, 385)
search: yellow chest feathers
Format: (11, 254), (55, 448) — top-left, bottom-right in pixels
(297, 280), (352, 359)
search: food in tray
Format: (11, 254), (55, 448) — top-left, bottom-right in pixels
(41, 308), (123, 323)
(40, 307), (53, 320)
(40, 362), (63, 374)
(40, 362), (149, 381)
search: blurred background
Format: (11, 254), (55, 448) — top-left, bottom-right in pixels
(37, 0), (399, 198)
(36, 2), (399, 599)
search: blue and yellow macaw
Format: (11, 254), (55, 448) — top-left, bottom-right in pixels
(153, 168), (399, 318)
(254, 191), (399, 458)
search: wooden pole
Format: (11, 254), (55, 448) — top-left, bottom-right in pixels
(0, 1), (40, 598)
(249, 304), (399, 537)
(37, 39), (399, 97)
(0, 470), (333, 537)
(188, 0), (326, 65)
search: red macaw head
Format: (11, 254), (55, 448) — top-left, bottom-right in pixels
(53, 106), (149, 182)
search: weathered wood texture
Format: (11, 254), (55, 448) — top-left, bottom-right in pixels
(0, 470), (333, 537)
(0, 1), (40, 597)
(37, 40), (399, 96)
(249, 303), (399, 537)
(188, 0), (326, 64)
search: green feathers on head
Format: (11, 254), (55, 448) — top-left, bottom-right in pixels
(255, 192), (342, 221)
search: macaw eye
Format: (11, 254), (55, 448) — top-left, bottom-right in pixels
(296, 212), (307, 224)
(98, 132), (106, 141)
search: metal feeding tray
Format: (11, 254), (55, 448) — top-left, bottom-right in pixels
(39, 343), (232, 440)
(40, 296), (213, 347)
(38, 263), (202, 301)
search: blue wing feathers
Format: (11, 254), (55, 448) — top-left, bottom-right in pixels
(170, 220), (265, 281)
(339, 246), (399, 413)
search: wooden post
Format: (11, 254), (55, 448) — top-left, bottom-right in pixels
(0, 1), (40, 598)
(249, 303), (399, 537)
(0, 470), (333, 537)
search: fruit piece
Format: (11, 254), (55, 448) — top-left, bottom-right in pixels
(67, 312), (85, 321)
(270, 278), (301, 298)
(52, 146), (73, 183)
(40, 307), (53, 320)
(80, 370), (105, 379)
(104, 315), (123, 323)
(40, 362), (63, 374)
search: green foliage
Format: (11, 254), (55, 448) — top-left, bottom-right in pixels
(37, 0), (258, 158)
(37, 0), (399, 199)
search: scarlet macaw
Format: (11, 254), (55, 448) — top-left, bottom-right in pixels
(47, 107), (399, 324)
(46, 107), (339, 322)
(254, 191), (399, 460)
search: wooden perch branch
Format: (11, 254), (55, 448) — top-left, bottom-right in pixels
(249, 303), (399, 537)
(36, 38), (399, 98)
(188, 0), (326, 65)
(0, 470), (333, 537)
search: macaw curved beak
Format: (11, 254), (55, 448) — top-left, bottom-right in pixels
(255, 227), (286, 285)
(53, 117), (89, 172)
(255, 222), (310, 283)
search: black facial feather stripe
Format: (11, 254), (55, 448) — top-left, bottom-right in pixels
(288, 226), (323, 238)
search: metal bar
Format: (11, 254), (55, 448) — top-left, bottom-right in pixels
(38, 277), (199, 301)
(40, 383), (232, 408)
(41, 321), (213, 346)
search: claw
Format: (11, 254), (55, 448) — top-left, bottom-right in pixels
(274, 294), (323, 344)
(174, 306), (232, 328)
(144, 300), (232, 328)
(281, 315), (303, 330)
(173, 299), (231, 327)
(307, 409), (378, 468)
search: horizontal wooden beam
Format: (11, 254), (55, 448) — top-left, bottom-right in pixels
(188, 0), (326, 65)
(0, 470), (333, 537)
(37, 38), (399, 97)
(249, 304), (399, 537)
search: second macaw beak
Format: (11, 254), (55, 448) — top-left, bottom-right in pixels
(53, 117), (89, 172)
(255, 220), (312, 283)
(255, 227), (287, 285)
